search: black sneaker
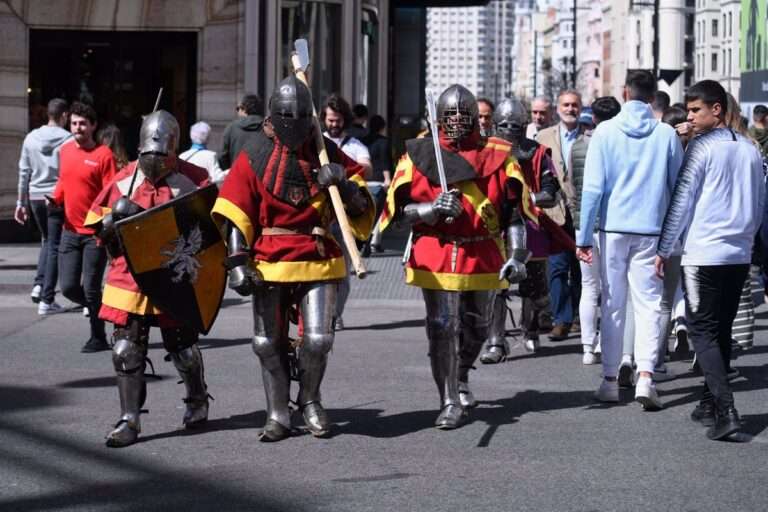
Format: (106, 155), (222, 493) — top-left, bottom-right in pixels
(690, 401), (716, 427)
(82, 337), (111, 353)
(706, 407), (741, 440)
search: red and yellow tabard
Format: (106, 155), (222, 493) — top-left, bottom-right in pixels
(85, 160), (210, 325)
(381, 136), (534, 291)
(211, 134), (375, 283)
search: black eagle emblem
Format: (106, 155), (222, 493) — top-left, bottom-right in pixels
(161, 225), (203, 283)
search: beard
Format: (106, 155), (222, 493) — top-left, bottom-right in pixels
(327, 125), (343, 138)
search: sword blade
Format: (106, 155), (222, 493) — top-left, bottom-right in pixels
(425, 89), (449, 193)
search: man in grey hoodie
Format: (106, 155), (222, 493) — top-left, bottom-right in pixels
(15, 98), (71, 311)
(217, 93), (264, 170)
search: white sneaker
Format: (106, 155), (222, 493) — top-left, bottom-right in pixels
(30, 284), (42, 303)
(38, 301), (65, 315)
(635, 376), (663, 410)
(82, 306), (90, 317)
(582, 351), (600, 365)
(524, 338), (539, 353)
(594, 379), (619, 402)
(618, 356), (635, 388)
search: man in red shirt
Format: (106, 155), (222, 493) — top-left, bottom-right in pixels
(52, 102), (116, 352)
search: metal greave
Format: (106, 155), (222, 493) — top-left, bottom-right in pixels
(458, 290), (495, 382)
(297, 282), (336, 407)
(424, 290), (461, 408)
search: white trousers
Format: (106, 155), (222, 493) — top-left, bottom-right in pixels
(579, 236), (600, 351)
(599, 232), (664, 376)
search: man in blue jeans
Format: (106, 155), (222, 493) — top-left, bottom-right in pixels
(15, 98), (71, 313)
(536, 90), (586, 340)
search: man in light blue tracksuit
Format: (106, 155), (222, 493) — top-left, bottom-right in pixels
(576, 70), (684, 408)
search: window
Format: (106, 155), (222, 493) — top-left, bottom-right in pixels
(728, 48), (732, 75)
(712, 19), (718, 37)
(281, 2), (341, 103)
(729, 12), (733, 37)
(711, 52), (717, 72)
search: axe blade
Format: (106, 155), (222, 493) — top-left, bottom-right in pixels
(294, 39), (310, 71)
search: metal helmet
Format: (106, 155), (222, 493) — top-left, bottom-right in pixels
(436, 84), (478, 141)
(493, 98), (528, 142)
(138, 110), (179, 155)
(138, 110), (179, 182)
(269, 75), (314, 149)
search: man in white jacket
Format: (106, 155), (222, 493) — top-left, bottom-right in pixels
(656, 80), (765, 440)
(576, 70), (684, 408)
(15, 98), (71, 312)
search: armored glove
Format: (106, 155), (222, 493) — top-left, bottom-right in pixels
(227, 258), (261, 296)
(499, 256), (528, 284)
(317, 163), (346, 188)
(432, 190), (462, 219)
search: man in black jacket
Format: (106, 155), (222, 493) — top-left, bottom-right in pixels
(218, 93), (264, 169)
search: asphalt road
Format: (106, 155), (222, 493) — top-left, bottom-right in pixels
(2, 244), (768, 511)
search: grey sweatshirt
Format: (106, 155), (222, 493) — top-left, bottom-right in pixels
(17, 125), (72, 201)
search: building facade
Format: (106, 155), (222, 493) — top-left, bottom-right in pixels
(0, 0), (391, 220)
(426, 1), (514, 102)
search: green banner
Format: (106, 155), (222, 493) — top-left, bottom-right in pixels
(742, 0), (768, 72)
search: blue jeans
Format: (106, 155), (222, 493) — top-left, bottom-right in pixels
(547, 251), (580, 326)
(29, 201), (64, 304)
(59, 230), (107, 341)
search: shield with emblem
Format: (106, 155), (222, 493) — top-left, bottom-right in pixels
(115, 184), (226, 334)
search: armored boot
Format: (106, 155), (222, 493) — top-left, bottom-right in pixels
(170, 345), (209, 428)
(106, 327), (148, 448)
(521, 296), (540, 352)
(458, 291), (494, 409)
(429, 334), (465, 429)
(479, 292), (510, 364)
(253, 336), (293, 442)
(297, 332), (334, 437)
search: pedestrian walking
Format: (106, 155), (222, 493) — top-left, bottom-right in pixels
(577, 70), (684, 408)
(571, 96), (621, 365)
(656, 80), (765, 440)
(218, 93), (263, 170)
(15, 98), (71, 312)
(526, 96), (554, 140)
(179, 121), (227, 185)
(51, 102), (117, 352)
(537, 90), (585, 341)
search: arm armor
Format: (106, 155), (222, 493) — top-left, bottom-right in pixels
(506, 209), (529, 262)
(531, 169), (559, 208)
(337, 179), (369, 217)
(224, 221), (257, 296)
(401, 202), (438, 226)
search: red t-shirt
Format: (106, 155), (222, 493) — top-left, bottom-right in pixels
(52, 140), (116, 235)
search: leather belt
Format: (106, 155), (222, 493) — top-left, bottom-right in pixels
(262, 226), (327, 237)
(414, 230), (496, 245)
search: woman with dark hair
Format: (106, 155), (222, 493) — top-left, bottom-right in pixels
(97, 124), (129, 171)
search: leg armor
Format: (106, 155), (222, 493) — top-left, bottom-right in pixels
(106, 318), (150, 448)
(252, 284), (292, 442)
(297, 281), (336, 437)
(458, 290), (495, 407)
(480, 291), (511, 364)
(423, 289), (465, 429)
(163, 327), (209, 428)
(519, 260), (549, 351)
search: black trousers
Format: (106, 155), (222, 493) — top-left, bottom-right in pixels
(681, 264), (748, 411)
(59, 230), (108, 342)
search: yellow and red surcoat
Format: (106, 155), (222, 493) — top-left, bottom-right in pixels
(85, 160), (211, 326)
(211, 133), (375, 282)
(381, 136), (536, 291)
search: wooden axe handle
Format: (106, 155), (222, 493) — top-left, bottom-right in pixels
(291, 57), (367, 279)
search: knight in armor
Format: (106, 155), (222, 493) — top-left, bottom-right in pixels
(85, 111), (212, 447)
(479, 98), (574, 362)
(211, 76), (375, 441)
(379, 85), (537, 429)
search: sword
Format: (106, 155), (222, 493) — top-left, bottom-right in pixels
(425, 89), (454, 224)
